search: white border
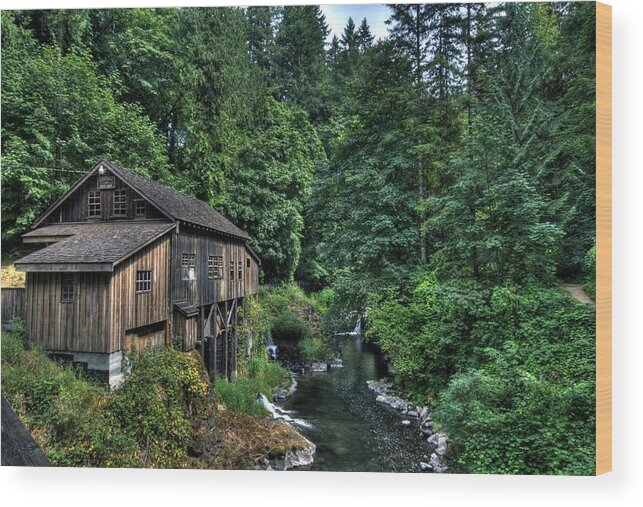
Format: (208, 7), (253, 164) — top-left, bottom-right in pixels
(1, 1), (641, 505)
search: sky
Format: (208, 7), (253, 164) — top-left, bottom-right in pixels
(320, 4), (391, 42)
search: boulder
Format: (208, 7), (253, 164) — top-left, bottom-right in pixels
(401, 420), (411, 426)
(283, 438), (316, 470)
(328, 358), (344, 369)
(428, 453), (448, 474)
(310, 362), (328, 373)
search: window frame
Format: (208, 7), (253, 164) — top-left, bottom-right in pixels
(181, 253), (196, 281)
(208, 255), (223, 280)
(136, 270), (152, 294)
(112, 189), (127, 217)
(87, 191), (101, 218)
(229, 253), (235, 281)
(61, 274), (73, 303)
(134, 198), (146, 218)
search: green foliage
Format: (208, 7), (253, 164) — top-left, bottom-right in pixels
(214, 354), (291, 417)
(1, 331), (210, 468)
(368, 279), (596, 474)
(225, 97), (326, 282)
(213, 378), (269, 418)
(298, 336), (332, 363)
(583, 243), (596, 300)
(1, 14), (168, 240)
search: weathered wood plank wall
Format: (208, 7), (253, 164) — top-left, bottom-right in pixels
(24, 271), (111, 353)
(112, 233), (172, 352)
(1, 288), (25, 324)
(44, 173), (164, 224)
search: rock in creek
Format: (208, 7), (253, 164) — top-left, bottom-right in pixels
(429, 452), (448, 474)
(328, 358), (344, 369)
(310, 362), (328, 373)
(272, 377), (298, 400)
(401, 419), (411, 426)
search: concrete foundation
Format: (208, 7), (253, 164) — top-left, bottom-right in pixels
(47, 350), (127, 388)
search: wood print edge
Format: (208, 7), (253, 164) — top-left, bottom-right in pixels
(595, 0), (612, 476)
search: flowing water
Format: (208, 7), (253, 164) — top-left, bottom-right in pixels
(278, 334), (432, 472)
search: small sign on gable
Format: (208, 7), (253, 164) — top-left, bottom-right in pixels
(97, 175), (116, 189)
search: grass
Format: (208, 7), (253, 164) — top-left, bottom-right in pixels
(214, 354), (292, 417)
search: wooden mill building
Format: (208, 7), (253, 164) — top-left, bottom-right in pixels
(15, 161), (260, 385)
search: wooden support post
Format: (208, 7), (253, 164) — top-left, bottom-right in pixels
(224, 300), (229, 380)
(165, 319), (171, 348)
(231, 299), (238, 380)
(198, 305), (204, 358)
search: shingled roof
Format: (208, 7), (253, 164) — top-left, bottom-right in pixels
(16, 222), (175, 271)
(105, 162), (250, 240)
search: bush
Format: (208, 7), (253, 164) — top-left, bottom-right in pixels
(434, 343), (595, 475)
(298, 336), (332, 363)
(1, 331), (211, 468)
(367, 274), (596, 474)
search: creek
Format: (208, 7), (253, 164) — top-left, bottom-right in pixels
(277, 334), (432, 472)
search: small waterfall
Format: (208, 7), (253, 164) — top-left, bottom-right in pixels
(266, 330), (278, 360)
(352, 317), (362, 336)
(258, 394), (312, 428)
(335, 314), (363, 336)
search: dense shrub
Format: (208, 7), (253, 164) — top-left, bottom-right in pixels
(298, 336), (332, 363)
(367, 274), (596, 474)
(1, 332), (211, 468)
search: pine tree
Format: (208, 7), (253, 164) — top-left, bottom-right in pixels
(273, 5), (330, 122)
(356, 17), (374, 53)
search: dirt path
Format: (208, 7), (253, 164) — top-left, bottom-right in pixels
(562, 283), (595, 306)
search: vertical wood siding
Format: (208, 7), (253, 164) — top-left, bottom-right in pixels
(44, 173), (164, 224)
(171, 225), (258, 307)
(1, 288), (25, 324)
(24, 271), (111, 353)
(112, 233), (172, 351)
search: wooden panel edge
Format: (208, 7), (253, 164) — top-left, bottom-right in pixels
(595, 0), (612, 476)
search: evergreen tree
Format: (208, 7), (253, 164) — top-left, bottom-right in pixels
(272, 5), (330, 122)
(356, 17), (374, 52)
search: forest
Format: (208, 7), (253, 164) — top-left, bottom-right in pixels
(1, 3), (596, 474)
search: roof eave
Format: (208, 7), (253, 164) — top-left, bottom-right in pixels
(15, 262), (114, 273)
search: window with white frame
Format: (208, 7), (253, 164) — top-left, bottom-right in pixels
(181, 253), (196, 281)
(88, 191), (101, 217)
(113, 190), (127, 216)
(208, 255), (223, 279)
(136, 270), (152, 293)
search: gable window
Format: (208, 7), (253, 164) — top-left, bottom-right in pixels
(246, 258), (251, 268)
(88, 191), (101, 218)
(136, 270), (152, 293)
(237, 256), (243, 281)
(181, 253), (196, 281)
(134, 199), (146, 217)
(61, 274), (73, 302)
(230, 254), (235, 281)
(113, 190), (127, 217)
(208, 255), (223, 279)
